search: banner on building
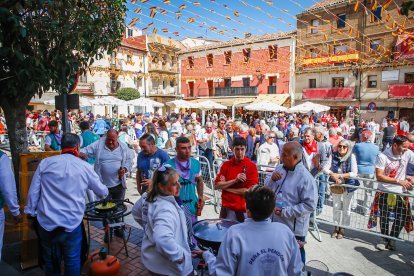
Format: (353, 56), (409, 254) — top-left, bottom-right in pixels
(381, 70), (399, 81)
(394, 34), (414, 60)
(302, 53), (360, 66)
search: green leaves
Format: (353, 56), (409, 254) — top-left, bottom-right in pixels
(117, 88), (140, 101)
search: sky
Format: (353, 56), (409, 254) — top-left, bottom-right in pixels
(125, 0), (317, 40)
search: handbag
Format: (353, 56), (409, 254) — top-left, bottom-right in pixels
(330, 184), (345, 194)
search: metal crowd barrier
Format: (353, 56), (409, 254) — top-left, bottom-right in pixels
(315, 175), (414, 243)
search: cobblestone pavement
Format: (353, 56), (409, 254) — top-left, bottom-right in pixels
(1, 176), (413, 275)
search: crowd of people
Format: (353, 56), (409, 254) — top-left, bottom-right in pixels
(0, 107), (413, 275)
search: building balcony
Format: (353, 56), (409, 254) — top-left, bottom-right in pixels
(301, 53), (360, 67)
(214, 86), (258, 97)
(149, 86), (179, 96)
(74, 82), (94, 94)
(149, 62), (179, 74)
(388, 84), (414, 99)
(302, 87), (354, 100)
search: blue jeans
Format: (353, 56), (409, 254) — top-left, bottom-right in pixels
(199, 147), (213, 167)
(295, 235), (306, 264)
(317, 174), (328, 214)
(37, 223), (82, 276)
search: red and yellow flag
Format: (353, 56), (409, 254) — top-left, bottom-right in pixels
(179, 4), (186, 9)
(354, 1), (360, 12)
(175, 11), (182, 19)
(187, 17), (195, 23)
(370, 0), (377, 11)
(383, 0), (393, 10)
(134, 8), (142, 13)
(141, 0), (148, 3)
(193, 1), (200, 5)
(163, 0), (171, 4)
(162, 28), (168, 33)
(234, 11), (240, 17)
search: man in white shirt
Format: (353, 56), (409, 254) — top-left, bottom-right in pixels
(0, 150), (22, 260)
(257, 132), (279, 169)
(374, 135), (414, 251)
(197, 122), (214, 166)
(25, 133), (108, 275)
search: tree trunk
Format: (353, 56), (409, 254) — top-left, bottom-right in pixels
(1, 96), (31, 196)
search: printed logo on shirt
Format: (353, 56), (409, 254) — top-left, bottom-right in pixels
(149, 157), (162, 180)
(249, 248), (284, 265)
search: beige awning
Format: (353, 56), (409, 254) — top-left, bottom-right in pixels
(189, 97), (255, 107)
(252, 94), (291, 107)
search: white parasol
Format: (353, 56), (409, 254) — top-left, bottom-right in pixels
(193, 100), (227, 110)
(166, 99), (196, 109)
(289, 102), (330, 114)
(127, 97), (164, 108)
(244, 102), (287, 112)
(90, 96), (128, 106)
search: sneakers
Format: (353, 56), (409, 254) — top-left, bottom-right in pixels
(376, 238), (389, 251)
(387, 240), (396, 251)
(331, 227), (339, 238)
(337, 227), (344, 239)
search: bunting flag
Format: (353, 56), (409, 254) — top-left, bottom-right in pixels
(172, 32), (179, 36)
(370, 0), (377, 11)
(131, 0), (137, 3)
(324, 34), (328, 40)
(209, 9), (215, 13)
(149, 9), (157, 18)
(209, 26), (217, 31)
(162, 28), (168, 32)
(266, 1), (274, 5)
(175, 11), (182, 19)
(225, 15), (232, 20)
(354, 1), (360, 12)
(188, 17), (195, 23)
(134, 8), (142, 13)
(142, 27), (148, 31)
(148, 22), (153, 27)
(160, 9), (167, 15)
(193, 1), (201, 5)
(385, 13), (391, 22)
(140, 0), (148, 2)
(163, 0), (171, 4)
(128, 21), (136, 27)
(152, 27), (157, 34)
(179, 4), (186, 9)
(382, 0), (392, 10)
(234, 11), (240, 17)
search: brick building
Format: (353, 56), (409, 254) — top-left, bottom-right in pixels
(296, 0), (414, 123)
(179, 32), (296, 111)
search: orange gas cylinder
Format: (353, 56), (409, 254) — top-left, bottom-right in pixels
(89, 248), (121, 276)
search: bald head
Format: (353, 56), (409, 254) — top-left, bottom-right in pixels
(281, 141), (303, 170)
(105, 129), (119, 150)
(284, 141), (303, 159)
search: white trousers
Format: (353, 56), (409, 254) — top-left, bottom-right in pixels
(332, 192), (353, 227)
(0, 208), (4, 260)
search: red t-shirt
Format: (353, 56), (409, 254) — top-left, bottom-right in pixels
(215, 157), (258, 212)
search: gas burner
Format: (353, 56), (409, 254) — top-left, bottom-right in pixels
(84, 199), (134, 221)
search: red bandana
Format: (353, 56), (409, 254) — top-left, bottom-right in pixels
(61, 148), (80, 157)
(304, 140), (318, 155)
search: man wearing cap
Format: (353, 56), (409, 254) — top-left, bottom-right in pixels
(93, 115), (107, 137)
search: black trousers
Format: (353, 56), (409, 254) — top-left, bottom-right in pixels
(378, 193), (408, 239)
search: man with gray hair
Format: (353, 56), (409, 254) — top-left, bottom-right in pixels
(288, 127), (300, 142)
(265, 142), (317, 264)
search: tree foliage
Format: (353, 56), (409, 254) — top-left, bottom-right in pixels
(0, 0), (126, 187)
(116, 87), (140, 101)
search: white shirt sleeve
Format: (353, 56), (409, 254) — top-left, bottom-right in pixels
(0, 155), (20, 216)
(44, 135), (52, 146)
(375, 153), (388, 170)
(24, 161), (43, 217)
(349, 154), (358, 178)
(80, 140), (99, 158)
(86, 168), (108, 200)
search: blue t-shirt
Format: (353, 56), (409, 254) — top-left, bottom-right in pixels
(353, 142), (379, 175)
(137, 148), (170, 180)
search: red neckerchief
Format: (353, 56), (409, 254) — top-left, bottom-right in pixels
(61, 147), (80, 157)
(304, 140), (318, 155)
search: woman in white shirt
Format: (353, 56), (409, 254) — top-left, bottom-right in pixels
(140, 165), (193, 276)
(257, 133), (279, 169)
(324, 139), (358, 239)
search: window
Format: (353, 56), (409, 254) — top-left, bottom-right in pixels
(224, 51), (232, 65)
(171, 55), (176, 66)
(243, 48), (251, 63)
(332, 77), (345, 87)
(127, 54), (132, 64)
(224, 78), (231, 87)
(337, 14), (346, 29)
(243, 77), (250, 87)
(188, 56), (194, 69)
(405, 73), (414, 84)
(79, 73), (87, 83)
(309, 79), (316, 88)
(151, 54), (159, 63)
(373, 6), (382, 21)
(311, 19), (319, 34)
(163, 80), (166, 89)
(127, 28), (133, 37)
(170, 79), (176, 87)
(207, 53), (214, 67)
(370, 39), (381, 52)
(268, 45), (277, 60)
(162, 54), (167, 65)
(367, 75), (377, 88)
(310, 48), (318, 58)
(334, 45), (347, 54)
(134, 77), (142, 88)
